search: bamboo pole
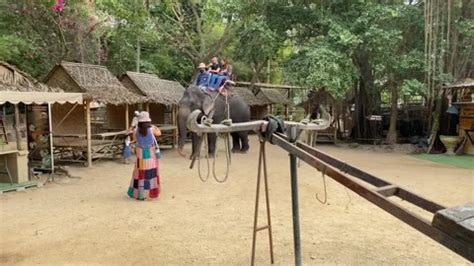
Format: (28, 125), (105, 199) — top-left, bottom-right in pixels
(172, 105), (177, 148)
(14, 104), (22, 150)
(125, 104), (130, 130)
(85, 100), (92, 167)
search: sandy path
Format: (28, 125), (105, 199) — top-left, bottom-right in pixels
(0, 135), (472, 265)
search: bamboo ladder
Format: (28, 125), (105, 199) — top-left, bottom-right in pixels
(0, 117), (7, 144)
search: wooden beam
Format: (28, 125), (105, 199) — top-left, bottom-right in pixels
(172, 105), (177, 148)
(52, 103), (79, 132)
(296, 142), (391, 187)
(85, 100), (92, 167)
(397, 187), (445, 213)
(14, 104), (22, 150)
(271, 133), (472, 261)
(374, 185), (398, 197)
(235, 81), (304, 90)
(125, 104), (130, 130)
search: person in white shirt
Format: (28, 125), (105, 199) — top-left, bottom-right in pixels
(130, 111), (139, 131)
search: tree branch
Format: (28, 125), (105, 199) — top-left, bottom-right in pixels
(190, 2), (204, 54)
(204, 22), (233, 60)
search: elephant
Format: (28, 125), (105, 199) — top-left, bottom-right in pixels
(177, 85), (251, 159)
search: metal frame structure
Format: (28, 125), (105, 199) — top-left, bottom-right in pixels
(186, 110), (473, 265)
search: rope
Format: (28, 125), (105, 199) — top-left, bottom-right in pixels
(316, 165), (328, 204)
(212, 133), (230, 183)
(197, 133), (210, 182)
(197, 118), (211, 182)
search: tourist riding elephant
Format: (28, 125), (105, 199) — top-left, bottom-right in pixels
(177, 85), (250, 159)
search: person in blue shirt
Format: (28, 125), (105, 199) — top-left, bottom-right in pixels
(194, 62), (211, 87)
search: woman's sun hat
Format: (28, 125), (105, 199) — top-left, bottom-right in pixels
(198, 62), (206, 69)
(138, 111), (152, 122)
(134, 110), (140, 116)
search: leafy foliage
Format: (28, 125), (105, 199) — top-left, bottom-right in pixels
(285, 43), (356, 99)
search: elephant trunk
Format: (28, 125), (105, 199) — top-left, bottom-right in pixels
(177, 106), (190, 157)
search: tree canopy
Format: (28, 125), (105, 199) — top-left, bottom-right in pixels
(1, 0), (472, 141)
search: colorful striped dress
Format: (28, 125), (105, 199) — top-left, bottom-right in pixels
(127, 128), (160, 200)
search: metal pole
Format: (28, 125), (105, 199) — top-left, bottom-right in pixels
(251, 140), (274, 265)
(251, 142), (263, 265)
(262, 142), (275, 263)
(290, 152), (302, 266)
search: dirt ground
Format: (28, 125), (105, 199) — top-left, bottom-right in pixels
(1, 135), (472, 265)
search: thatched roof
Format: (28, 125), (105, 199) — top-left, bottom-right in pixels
(299, 89), (336, 107)
(257, 88), (290, 105)
(44, 62), (143, 104)
(233, 87), (264, 106)
(442, 78), (474, 89)
(0, 61), (62, 92)
(121, 71), (185, 105)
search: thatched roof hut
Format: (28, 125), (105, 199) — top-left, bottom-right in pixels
(442, 78), (474, 89)
(0, 61), (62, 92)
(298, 89), (337, 108)
(256, 88), (290, 105)
(120, 71), (185, 105)
(44, 62), (143, 104)
(233, 87), (264, 106)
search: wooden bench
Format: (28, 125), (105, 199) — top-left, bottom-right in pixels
(53, 131), (127, 164)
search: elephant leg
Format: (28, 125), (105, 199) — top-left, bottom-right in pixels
(190, 133), (200, 160)
(207, 133), (217, 158)
(239, 131), (250, 153)
(231, 132), (241, 153)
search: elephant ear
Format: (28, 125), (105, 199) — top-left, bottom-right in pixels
(202, 94), (215, 116)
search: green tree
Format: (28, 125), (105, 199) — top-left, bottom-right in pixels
(149, 0), (239, 71)
(236, 18), (281, 89)
(0, 0), (102, 78)
(266, 1), (428, 141)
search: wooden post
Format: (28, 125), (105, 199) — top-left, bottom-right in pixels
(285, 105), (289, 119)
(14, 104), (22, 150)
(125, 104), (130, 130)
(85, 100), (92, 167)
(48, 103), (54, 174)
(172, 105), (177, 148)
(146, 102), (150, 113)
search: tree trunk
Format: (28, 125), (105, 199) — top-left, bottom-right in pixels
(386, 78), (398, 145)
(250, 62), (265, 93)
(428, 90), (444, 153)
(353, 49), (377, 140)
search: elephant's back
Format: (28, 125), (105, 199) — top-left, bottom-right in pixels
(229, 94), (250, 122)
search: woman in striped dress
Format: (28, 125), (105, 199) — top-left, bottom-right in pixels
(127, 112), (161, 200)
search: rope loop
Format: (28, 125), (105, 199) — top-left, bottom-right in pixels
(316, 165), (328, 204)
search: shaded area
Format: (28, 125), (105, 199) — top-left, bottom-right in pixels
(0, 180), (40, 193)
(414, 154), (474, 170)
